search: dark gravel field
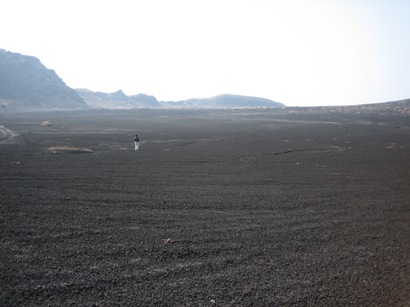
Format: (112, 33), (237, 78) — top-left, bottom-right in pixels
(1, 109), (410, 306)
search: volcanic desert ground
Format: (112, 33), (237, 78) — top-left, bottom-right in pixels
(1, 109), (410, 306)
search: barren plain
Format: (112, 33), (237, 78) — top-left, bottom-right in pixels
(1, 109), (410, 306)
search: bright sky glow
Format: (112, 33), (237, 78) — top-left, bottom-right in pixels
(1, 0), (410, 106)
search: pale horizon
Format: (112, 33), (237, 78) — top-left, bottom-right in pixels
(1, 0), (410, 107)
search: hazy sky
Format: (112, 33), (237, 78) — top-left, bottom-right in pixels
(1, 0), (410, 106)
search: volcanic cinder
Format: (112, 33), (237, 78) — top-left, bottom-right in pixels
(1, 109), (409, 306)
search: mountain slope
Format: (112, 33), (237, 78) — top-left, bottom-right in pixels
(0, 49), (88, 112)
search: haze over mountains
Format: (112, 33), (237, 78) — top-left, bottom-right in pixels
(0, 49), (283, 112)
(1, 49), (410, 116)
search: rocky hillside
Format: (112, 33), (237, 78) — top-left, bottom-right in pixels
(76, 89), (160, 109)
(0, 49), (88, 112)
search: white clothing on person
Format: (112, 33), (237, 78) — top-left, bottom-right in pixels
(134, 134), (140, 151)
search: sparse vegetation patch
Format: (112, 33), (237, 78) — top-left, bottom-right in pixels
(41, 120), (52, 127)
(46, 146), (93, 154)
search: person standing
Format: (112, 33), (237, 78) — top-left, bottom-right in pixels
(134, 134), (140, 151)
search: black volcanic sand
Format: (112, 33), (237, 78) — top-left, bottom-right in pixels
(1, 109), (410, 306)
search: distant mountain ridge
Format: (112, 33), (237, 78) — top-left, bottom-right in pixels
(0, 48), (284, 112)
(161, 94), (284, 109)
(0, 49), (88, 112)
(77, 90), (284, 109)
(1, 49), (410, 115)
(76, 89), (160, 109)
